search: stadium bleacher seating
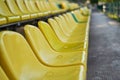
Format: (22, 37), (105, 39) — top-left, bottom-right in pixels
(0, 0), (90, 80)
(0, 66), (9, 80)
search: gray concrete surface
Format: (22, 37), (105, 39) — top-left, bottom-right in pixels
(87, 11), (120, 80)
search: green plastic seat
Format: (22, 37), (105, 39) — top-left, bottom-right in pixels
(0, 31), (86, 80)
(38, 21), (85, 52)
(0, 0), (20, 23)
(6, 0), (30, 20)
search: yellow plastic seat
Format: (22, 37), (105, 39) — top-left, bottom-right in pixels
(64, 13), (87, 35)
(61, 13), (87, 42)
(37, 1), (59, 15)
(29, 0), (43, 17)
(46, 2), (57, 14)
(0, 0), (20, 23)
(0, 66), (9, 80)
(60, 2), (69, 10)
(15, 0), (37, 19)
(24, 25), (87, 67)
(6, 0), (30, 20)
(72, 10), (88, 22)
(0, 31), (86, 80)
(64, 13), (89, 47)
(49, 16), (88, 51)
(56, 15), (71, 36)
(24, 0), (38, 18)
(43, 1), (61, 15)
(56, 15), (87, 41)
(35, 1), (51, 16)
(80, 7), (90, 16)
(24, 0), (41, 18)
(49, 2), (61, 14)
(69, 3), (79, 10)
(0, 16), (7, 25)
(48, 18), (85, 43)
(54, 16), (86, 40)
(38, 21), (85, 52)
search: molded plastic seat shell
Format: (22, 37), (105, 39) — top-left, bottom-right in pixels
(24, 0), (38, 18)
(24, 25), (87, 67)
(0, 66), (9, 80)
(0, 17), (7, 25)
(6, 0), (30, 20)
(0, 31), (86, 80)
(38, 21), (85, 52)
(48, 18), (85, 43)
(0, 0), (20, 23)
(15, 0), (37, 19)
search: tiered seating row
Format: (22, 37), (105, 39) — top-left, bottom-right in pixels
(0, 0), (79, 26)
(0, 1), (91, 80)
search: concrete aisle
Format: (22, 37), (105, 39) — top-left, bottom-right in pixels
(87, 10), (120, 80)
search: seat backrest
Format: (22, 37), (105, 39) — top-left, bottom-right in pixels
(62, 13), (80, 31)
(66, 13), (77, 27)
(24, 25), (52, 51)
(24, 0), (36, 13)
(0, 31), (46, 80)
(15, 0), (29, 14)
(39, 1), (52, 12)
(60, 2), (69, 10)
(48, 18), (67, 42)
(80, 7), (89, 16)
(62, 14), (72, 29)
(49, 2), (59, 10)
(40, 1), (47, 12)
(61, 13), (87, 34)
(0, 66), (9, 80)
(24, 25), (71, 66)
(58, 15), (72, 35)
(73, 10), (88, 21)
(35, 0), (43, 12)
(29, 0), (39, 12)
(44, 1), (52, 12)
(0, 0), (13, 16)
(6, 0), (22, 15)
(38, 21), (62, 50)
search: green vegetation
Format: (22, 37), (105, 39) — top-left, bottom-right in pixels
(90, 0), (119, 4)
(90, 0), (98, 4)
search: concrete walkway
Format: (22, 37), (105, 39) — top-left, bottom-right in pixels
(87, 10), (120, 80)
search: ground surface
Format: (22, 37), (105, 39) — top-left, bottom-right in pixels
(87, 10), (120, 80)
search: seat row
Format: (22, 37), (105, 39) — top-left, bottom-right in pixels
(0, 0), (80, 26)
(0, 7), (90, 80)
